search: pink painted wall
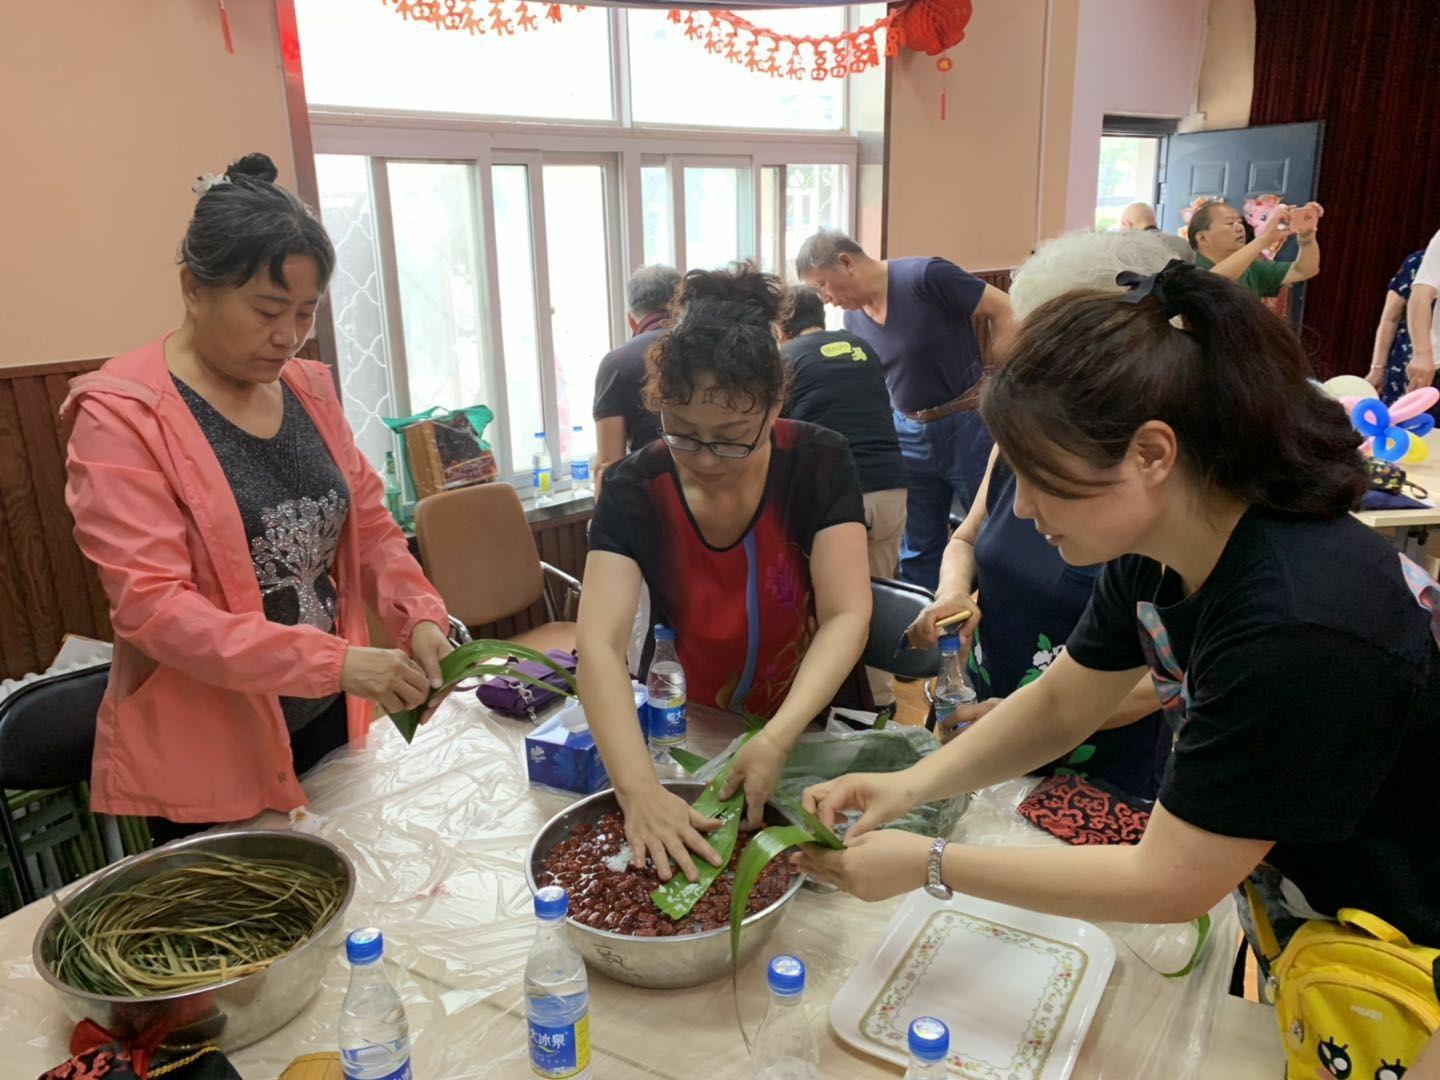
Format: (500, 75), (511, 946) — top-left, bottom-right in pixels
(1064, 0), (1207, 229)
(0, 3), (296, 366)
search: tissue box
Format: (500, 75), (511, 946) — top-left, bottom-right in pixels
(526, 690), (648, 796)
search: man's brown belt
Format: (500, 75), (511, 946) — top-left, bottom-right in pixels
(900, 384), (983, 423)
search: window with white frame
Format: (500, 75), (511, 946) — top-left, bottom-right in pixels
(299, 5), (865, 492)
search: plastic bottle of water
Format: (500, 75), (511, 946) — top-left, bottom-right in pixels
(904, 1016), (950, 1079)
(932, 633), (978, 737)
(532, 432), (555, 507)
(752, 955), (820, 1079)
(381, 451), (404, 525)
(646, 625), (687, 762)
(525, 886), (592, 1080)
(339, 928), (412, 1080)
(570, 424), (594, 497)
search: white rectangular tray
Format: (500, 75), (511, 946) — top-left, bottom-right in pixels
(830, 891), (1115, 1080)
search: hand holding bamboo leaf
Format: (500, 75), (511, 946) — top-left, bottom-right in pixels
(388, 639), (579, 742)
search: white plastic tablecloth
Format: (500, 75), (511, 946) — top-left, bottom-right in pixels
(0, 695), (1280, 1078)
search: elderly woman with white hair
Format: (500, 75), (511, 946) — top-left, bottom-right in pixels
(905, 230), (1176, 798)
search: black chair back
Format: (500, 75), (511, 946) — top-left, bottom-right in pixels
(863, 578), (942, 680)
(0, 664), (109, 906)
(0, 665), (108, 790)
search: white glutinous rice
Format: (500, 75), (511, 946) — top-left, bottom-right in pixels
(603, 843), (633, 873)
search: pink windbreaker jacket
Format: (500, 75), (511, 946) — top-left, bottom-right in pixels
(62, 337), (449, 822)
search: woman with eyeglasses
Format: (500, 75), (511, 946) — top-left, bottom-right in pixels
(576, 264), (872, 883)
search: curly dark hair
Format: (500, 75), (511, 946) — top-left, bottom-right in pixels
(981, 262), (1366, 518)
(643, 262), (792, 414)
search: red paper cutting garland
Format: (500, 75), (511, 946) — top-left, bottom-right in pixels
(379, 0), (974, 83)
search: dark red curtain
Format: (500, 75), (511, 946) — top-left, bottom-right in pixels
(1251, 0), (1440, 377)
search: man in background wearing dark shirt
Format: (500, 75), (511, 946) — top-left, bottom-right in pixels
(798, 230), (1014, 589)
(778, 286), (907, 710)
(592, 264), (679, 495)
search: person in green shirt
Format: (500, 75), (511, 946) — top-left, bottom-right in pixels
(1188, 198), (1322, 298)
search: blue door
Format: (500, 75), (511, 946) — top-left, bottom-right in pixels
(1159, 121), (1323, 323)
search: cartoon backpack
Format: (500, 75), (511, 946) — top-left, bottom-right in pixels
(1245, 888), (1439, 1079)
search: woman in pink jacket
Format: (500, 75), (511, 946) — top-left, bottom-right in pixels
(64, 153), (452, 839)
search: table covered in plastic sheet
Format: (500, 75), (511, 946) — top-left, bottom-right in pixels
(0, 694), (1282, 1078)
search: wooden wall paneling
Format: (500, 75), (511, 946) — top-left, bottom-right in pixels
(0, 380), (61, 669)
(0, 489), (35, 677)
(43, 372), (111, 640)
(13, 376), (95, 639)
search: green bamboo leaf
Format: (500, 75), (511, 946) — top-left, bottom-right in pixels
(772, 796), (844, 850)
(668, 747), (710, 774)
(390, 640), (579, 742)
(1163, 914), (1213, 979)
(739, 709), (767, 733)
(730, 824), (817, 1047)
(650, 796), (743, 920)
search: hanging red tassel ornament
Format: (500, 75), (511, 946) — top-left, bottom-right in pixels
(936, 54), (953, 120)
(217, 0), (234, 54)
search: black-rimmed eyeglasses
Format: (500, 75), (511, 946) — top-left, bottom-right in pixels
(659, 420), (766, 460)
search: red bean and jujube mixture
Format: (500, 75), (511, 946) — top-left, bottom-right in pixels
(539, 812), (792, 936)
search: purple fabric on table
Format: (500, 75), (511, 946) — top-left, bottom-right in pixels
(1361, 490), (1430, 510)
(475, 650), (577, 718)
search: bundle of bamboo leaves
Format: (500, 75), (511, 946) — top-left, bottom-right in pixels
(49, 853), (346, 997)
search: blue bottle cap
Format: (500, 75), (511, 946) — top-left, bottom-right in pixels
(767, 954), (806, 996)
(534, 884), (569, 920)
(908, 1016), (949, 1061)
(939, 633), (961, 653)
(653, 625), (675, 642)
(535, 431), (546, 438)
(346, 927), (384, 965)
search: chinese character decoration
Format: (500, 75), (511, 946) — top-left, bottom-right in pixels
(379, 0), (975, 94)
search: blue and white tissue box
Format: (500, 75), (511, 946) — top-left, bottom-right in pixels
(525, 689), (647, 796)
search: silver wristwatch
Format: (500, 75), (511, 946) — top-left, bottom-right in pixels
(925, 836), (953, 900)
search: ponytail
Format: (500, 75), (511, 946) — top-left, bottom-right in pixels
(981, 263), (1367, 517)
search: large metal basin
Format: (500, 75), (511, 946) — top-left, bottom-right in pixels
(33, 830), (355, 1053)
(524, 781), (804, 989)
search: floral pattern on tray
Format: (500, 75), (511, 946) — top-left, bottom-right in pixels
(859, 909), (1089, 1080)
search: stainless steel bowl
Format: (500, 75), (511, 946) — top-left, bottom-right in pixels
(524, 781), (804, 989)
(34, 829), (355, 1053)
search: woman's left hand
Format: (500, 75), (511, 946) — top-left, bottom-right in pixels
(793, 830), (932, 902)
(409, 620), (455, 723)
(719, 729), (790, 828)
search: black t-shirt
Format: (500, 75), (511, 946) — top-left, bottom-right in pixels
(1067, 507), (1440, 945)
(588, 420), (864, 719)
(592, 326), (664, 453)
(780, 331), (906, 494)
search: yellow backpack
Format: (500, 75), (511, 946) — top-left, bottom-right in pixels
(1246, 883), (1440, 1079)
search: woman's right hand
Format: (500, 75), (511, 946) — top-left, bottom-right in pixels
(616, 782), (723, 883)
(1365, 365), (1385, 391)
(339, 646), (431, 714)
(904, 594), (981, 651)
(803, 771), (918, 839)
